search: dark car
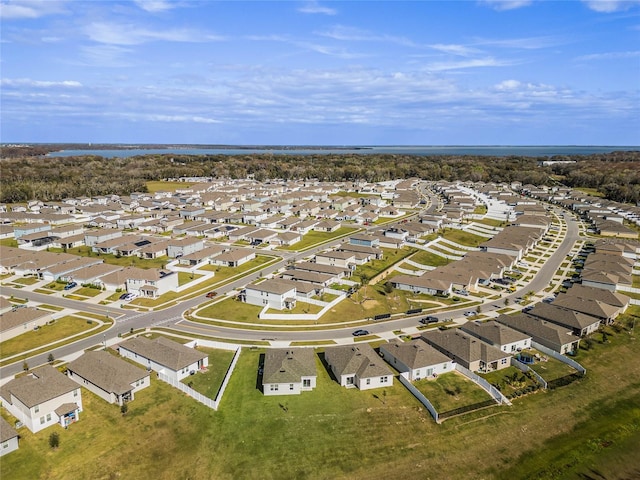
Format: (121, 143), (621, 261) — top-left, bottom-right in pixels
(64, 282), (77, 290)
(206, 291), (218, 298)
(119, 293), (129, 300)
(352, 329), (370, 337)
(419, 316), (439, 325)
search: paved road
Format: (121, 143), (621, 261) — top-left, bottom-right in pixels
(0, 191), (580, 379)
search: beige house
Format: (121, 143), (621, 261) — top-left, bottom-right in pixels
(262, 348), (317, 396)
(0, 307), (53, 342)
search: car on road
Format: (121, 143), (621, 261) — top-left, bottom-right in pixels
(419, 316), (439, 325)
(64, 282), (77, 290)
(463, 311), (475, 317)
(352, 329), (370, 337)
(205, 291), (218, 298)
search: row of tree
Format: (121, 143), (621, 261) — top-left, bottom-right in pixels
(0, 150), (638, 204)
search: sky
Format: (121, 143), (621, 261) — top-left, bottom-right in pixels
(1, 0), (639, 145)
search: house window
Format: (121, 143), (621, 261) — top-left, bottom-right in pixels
(270, 384), (279, 391)
(380, 376), (388, 383)
(290, 384), (294, 391)
(501, 358), (508, 365)
(46, 413), (51, 422)
(34, 405), (39, 413)
(40, 416), (45, 425)
(74, 389), (78, 397)
(303, 379), (311, 388)
(2, 442), (8, 449)
(366, 378), (371, 385)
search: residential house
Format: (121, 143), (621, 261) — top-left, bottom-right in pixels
(118, 337), (208, 382)
(0, 307), (53, 342)
(210, 248), (256, 267)
(528, 303), (601, 337)
(421, 328), (511, 373)
(123, 267), (178, 298)
(324, 344), (393, 390)
(66, 351), (150, 406)
(379, 339), (453, 382)
(243, 279), (297, 310)
(0, 366), (82, 433)
(314, 250), (356, 269)
(262, 348), (317, 396)
(0, 417), (19, 456)
(495, 313), (580, 355)
(460, 320), (532, 354)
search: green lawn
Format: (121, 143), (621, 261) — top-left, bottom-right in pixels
(352, 246), (418, 283)
(0, 316), (105, 360)
(278, 226), (359, 251)
(441, 229), (491, 246)
(74, 287), (102, 297)
(146, 180), (193, 192)
(198, 297), (263, 322)
(265, 301), (324, 316)
(413, 371), (494, 412)
(528, 353), (578, 381)
(181, 347), (237, 399)
(12, 277), (40, 286)
(409, 250), (452, 267)
(49, 246), (170, 270)
(2, 324), (640, 480)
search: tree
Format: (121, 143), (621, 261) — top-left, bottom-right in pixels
(503, 298), (510, 306)
(120, 403), (128, 416)
(383, 281), (394, 294)
(476, 305), (482, 314)
(49, 432), (60, 449)
(22, 360), (29, 372)
(47, 353), (55, 364)
(359, 274), (369, 301)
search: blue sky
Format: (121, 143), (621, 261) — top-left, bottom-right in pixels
(1, 0), (639, 145)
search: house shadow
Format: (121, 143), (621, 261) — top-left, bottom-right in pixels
(256, 353), (265, 393)
(317, 352), (338, 383)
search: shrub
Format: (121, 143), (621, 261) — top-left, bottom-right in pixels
(49, 432), (60, 449)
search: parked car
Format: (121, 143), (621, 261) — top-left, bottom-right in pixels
(352, 329), (370, 337)
(419, 316), (439, 325)
(206, 291), (218, 298)
(119, 293), (130, 300)
(64, 282), (77, 290)
(463, 311), (475, 317)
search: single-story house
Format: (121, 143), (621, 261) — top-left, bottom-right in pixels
(421, 328), (511, 373)
(210, 248), (256, 267)
(379, 339), (453, 382)
(118, 336), (208, 382)
(0, 307), (53, 342)
(262, 348), (317, 396)
(495, 313), (580, 355)
(528, 303), (601, 337)
(324, 344), (393, 390)
(460, 320), (532, 354)
(66, 351), (151, 406)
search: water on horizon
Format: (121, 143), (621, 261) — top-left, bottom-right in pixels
(45, 145), (640, 159)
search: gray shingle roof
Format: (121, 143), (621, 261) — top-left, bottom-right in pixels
(0, 366), (78, 408)
(379, 339), (451, 370)
(0, 417), (18, 443)
(325, 344), (392, 378)
(262, 348), (317, 384)
(67, 350), (149, 395)
(118, 336), (207, 371)
(421, 328), (508, 365)
(460, 321), (531, 347)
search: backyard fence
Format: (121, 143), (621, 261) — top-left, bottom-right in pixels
(157, 373), (217, 410)
(531, 341), (586, 375)
(156, 346), (242, 411)
(397, 373), (440, 423)
(437, 399), (497, 421)
(546, 372), (584, 390)
(510, 357), (548, 390)
(454, 364), (512, 406)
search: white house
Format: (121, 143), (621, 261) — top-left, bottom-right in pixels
(122, 267), (178, 298)
(314, 250), (356, 269)
(262, 348), (317, 396)
(460, 321), (532, 354)
(243, 279), (297, 310)
(0, 417), (19, 456)
(379, 339), (453, 382)
(118, 336), (208, 382)
(0, 366), (82, 433)
(66, 351), (151, 406)
(0, 307), (53, 342)
(324, 344), (394, 391)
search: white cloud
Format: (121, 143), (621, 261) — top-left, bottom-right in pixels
(298, 1), (337, 15)
(83, 22), (224, 45)
(426, 57), (515, 72)
(317, 25), (417, 47)
(0, 0), (68, 19)
(428, 43), (483, 57)
(132, 0), (176, 13)
(1, 78), (82, 88)
(478, 0), (533, 11)
(575, 50), (640, 61)
(582, 0), (640, 12)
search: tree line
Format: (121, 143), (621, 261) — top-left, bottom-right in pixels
(1, 150), (638, 204)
